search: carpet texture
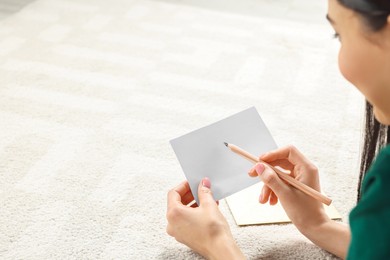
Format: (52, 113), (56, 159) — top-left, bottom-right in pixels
(0, 0), (363, 259)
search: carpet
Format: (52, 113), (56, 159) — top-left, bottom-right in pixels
(0, 0), (363, 259)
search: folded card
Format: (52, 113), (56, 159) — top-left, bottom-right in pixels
(170, 107), (277, 204)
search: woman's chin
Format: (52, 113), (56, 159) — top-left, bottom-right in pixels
(373, 106), (390, 126)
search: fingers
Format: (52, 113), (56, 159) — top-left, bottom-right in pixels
(167, 181), (191, 209)
(259, 184), (279, 205)
(260, 145), (309, 166)
(266, 159), (294, 172)
(175, 181), (191, 196)
(269, 191), (278, 205)
(255, 163), (288, 197)
(249, 161), (291, 178)
(198, 177), (216, 207)
(259, 185), (271, 204)
(187, 200), (198, 208)
(181, 190), (195, 206)
(248, 166), (257, 177)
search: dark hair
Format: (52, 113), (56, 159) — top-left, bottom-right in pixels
(338, 0), (390, 201)
(358, 102), (390, 201)
(339, 0), (390, 31)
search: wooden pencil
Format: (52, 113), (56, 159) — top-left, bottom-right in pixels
(224, 142), (332, 206)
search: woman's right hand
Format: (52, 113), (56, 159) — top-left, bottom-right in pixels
(248, 145), (330, 233)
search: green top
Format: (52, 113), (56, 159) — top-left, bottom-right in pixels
(348, 145), (390, 259)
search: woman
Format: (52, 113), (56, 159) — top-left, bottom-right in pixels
(166, 0), (390, 259)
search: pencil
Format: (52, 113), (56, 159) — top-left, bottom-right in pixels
(224, 142), (332, 206)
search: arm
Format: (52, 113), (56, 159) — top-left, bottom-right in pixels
(208, 234), (246, 260)
(302, 220), (350, 259)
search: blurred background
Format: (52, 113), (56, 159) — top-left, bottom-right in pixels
(1, 0), (326, 21)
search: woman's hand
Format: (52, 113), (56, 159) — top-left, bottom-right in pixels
(249, 146), (351, 258)
(248, 145), (329, 233)
(248, 145), (350, 258)
(166, 178), (245, 260)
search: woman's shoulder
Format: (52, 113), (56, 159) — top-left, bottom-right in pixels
(376, 145), (390, 163)
(366, 145), (390, 179)
(358, 145), (390, 208)
(348, 146), (390, 259)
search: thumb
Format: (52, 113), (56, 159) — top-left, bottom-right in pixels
(198, 177), (216, 206)
(255, 163), (287, 196)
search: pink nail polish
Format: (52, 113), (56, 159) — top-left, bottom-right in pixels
(202, 177), (211, 188)
(255, 164), (265, 175)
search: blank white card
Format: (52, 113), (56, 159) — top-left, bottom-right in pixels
(170, 107), (277, 204)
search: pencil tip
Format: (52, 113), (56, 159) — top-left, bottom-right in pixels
(224, 142), (228, 147)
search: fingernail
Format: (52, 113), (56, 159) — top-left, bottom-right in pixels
(202, 177), (211, 188)
(259, 190), (264, 202)
(255, 163), (265, 175)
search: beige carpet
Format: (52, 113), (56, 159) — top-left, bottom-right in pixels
(0, 0), (363, 259)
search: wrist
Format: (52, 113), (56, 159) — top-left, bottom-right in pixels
(206, 234), (245, 260)
(300, 217), (331, 237)
(298, 219), (350, 259)
(294, 207), (331, 236)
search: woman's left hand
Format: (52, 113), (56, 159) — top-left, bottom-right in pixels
(166, 178), (245, 260)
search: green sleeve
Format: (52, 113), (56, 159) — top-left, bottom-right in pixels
(347, 147), (390, 259)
